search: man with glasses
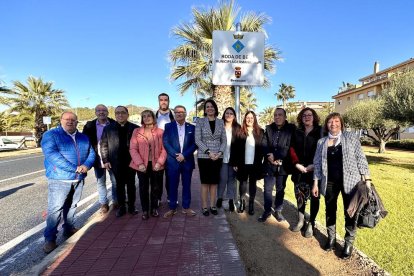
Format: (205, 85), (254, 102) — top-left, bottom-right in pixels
(163, 105), (198, 218)
(83, 104), (116, 213)
(100, 106), (139, 217)
(41, 112), (95, 253)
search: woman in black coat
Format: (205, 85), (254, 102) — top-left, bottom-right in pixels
(289, 108), (322, 237)
(230, 111), (264, 215)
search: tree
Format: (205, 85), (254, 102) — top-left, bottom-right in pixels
(239, 88), (257, 115)
(382, 70), (414, 124)
(343, 98), (406, 153)
(275, 83), (295, 108)
(259, 106), (274, 126)
(169, 0), (281, 114)
(318, 102), (335, 124)
(1, 76), (69, 146)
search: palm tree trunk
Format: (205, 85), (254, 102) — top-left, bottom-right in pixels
(214, 85), (234, 116)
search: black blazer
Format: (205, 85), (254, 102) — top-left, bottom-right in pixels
(100, 121), (139, 174)
(82, 118), (115, 166)
(230, 128), (264, 181)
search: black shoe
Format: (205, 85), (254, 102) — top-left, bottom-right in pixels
(210, 207), (218, 215)
(202, 208), (210, 216)
(43, 241), (57, 254)
(151, 209), (159, 217)
(342, 242), (353, 259)
(116, 208), (126, 218)
(258, 212), (271, 222)
(248, 201), (255, 216)
(142, 211), (149, 220)
(216, 198), (223, 208)
(237, 199), (245, 213)
(229, 199), (235, 212)
(275, 211), (286, 222)
(324, 238), (336, 251)
(304, 222), (314, 238)
(63, 228), (79, 238)
(128, 208), (139, 215)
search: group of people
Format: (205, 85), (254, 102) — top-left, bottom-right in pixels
(41, 94), (371, 261)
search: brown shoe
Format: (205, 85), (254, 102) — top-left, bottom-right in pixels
(63, 228), (79, 238)
(163, 209), (177, 218)
(182, 208), (197, 216)
(100, 203), (109, 214)
(43, 241), (57, 254)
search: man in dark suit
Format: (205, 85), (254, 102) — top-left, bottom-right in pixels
(82, 104), (116, 213)
(162, 105), (198, 218)
(100, 106), (139, 217)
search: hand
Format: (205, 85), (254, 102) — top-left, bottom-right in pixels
(176, 153), (185, 162)
(79, 165), (88, 173)
(267, 153), (274, 163)
(312, 184), (319, 197)
(103, 162), (112, 170)
(154, 163), (161, 171)
(273, 159), (282, 166)
(305, 164), (314, 172)
(233, 166), (238, 172)
(295, 164), (307, 173)
(138, 164), (146, 172)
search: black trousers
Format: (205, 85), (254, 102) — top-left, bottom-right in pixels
(137, 162), (164, 212)
(239, 165), (258, 202)
(325, 181), (357, 243)
(115, 166), (137, 210)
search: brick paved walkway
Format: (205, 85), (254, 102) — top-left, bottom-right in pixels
(41, 168), (245, 275)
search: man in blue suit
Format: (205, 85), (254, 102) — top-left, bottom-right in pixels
(163, 105), (198, 218)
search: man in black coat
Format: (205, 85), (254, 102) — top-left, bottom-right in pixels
(100, 106), (139, 217)
(82, 104), (116, 213)
(259, 108), (295, 222)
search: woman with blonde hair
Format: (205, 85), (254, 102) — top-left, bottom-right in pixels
(130, 110), (166, 220)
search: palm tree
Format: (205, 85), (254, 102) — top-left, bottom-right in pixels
(275, 83), (295, 108)
(1, 76), (69, 146)
(259, 106), (274, 126)
(169, 0), (281, 115)
(239, 89), (257, 114)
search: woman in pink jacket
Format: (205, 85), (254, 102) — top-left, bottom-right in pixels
(130, 110), (167, 220)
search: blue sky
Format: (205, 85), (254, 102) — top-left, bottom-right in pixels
(1, 0), (413, 113)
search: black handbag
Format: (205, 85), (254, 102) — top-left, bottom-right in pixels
(356, 187), (382, 228)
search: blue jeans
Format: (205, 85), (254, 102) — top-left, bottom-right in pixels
(218, 163), (236, 200)
(263, 174), (288, 213)
(44, 179), (84, 242)
(94, 166), (117, 204)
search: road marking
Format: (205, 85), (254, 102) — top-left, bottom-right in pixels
(0, 170), (46, 183)
(0, 155), (43, 164)
(0, 186), (109, 257)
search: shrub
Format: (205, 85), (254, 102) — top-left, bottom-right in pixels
(386, 139), (414, 150)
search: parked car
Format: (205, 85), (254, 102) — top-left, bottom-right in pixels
(0, 137), (21, 151)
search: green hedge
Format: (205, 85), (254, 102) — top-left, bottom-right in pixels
(386, 139), (414, 150)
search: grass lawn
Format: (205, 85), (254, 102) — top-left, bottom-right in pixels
(284, 146), (414, 275)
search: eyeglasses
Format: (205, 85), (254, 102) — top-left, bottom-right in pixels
(115, 111), (128, 115)
(302, 114), (313, 118)
(175, 111), (186, 114)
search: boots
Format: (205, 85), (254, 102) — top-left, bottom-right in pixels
(291, 212), (305, 232)
(228, 199), (235, 212)
(237, 199), (245, 213)
(248, 200), (255, 215)
(304, 222), (314, 238)
(342, 242), (353, 259)
(324, 225), (336, 251)
(216, 198), (223, 208)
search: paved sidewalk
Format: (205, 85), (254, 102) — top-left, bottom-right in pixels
(38, 168), (245, 275)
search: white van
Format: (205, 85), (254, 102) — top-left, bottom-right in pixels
(0, 137), (21, 151)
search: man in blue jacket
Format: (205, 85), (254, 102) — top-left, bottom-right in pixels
(163, 105), (197, 218)
(41, 111), (95, 254)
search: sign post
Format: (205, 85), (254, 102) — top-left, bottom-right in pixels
(43, 116), (51, 130)
(212, 26), (265, 121)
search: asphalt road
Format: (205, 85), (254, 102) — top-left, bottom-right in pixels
(0, 152), (109, 275)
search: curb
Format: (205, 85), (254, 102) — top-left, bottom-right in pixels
(29, 208), (108, 275)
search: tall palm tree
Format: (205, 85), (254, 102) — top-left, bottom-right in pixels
(169, 0), (281, 114)
(259, 106), (274, 126)
(275, 83), (295, 108)
(239, 89), (257, 115)
(1, 76), (69, 146)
